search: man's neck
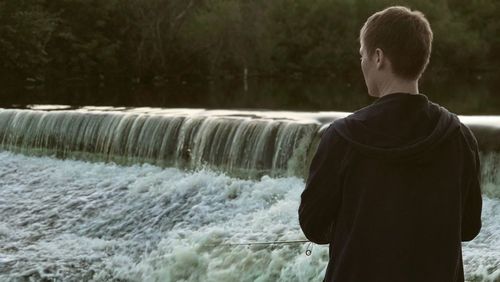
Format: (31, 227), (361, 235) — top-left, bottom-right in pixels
(377, 77), (419, 98)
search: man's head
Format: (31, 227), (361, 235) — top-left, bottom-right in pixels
(359, 6), (433, 97)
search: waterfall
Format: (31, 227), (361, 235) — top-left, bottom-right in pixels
(1, 106), (499, 180)
(0, 107), (344, 179)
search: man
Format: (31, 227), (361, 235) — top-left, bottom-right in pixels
(298, 6), (482, 282)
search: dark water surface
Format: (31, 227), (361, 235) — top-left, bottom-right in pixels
(1, 77), (499, 114)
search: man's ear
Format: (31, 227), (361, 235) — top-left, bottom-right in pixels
(375, 48), (384, 70)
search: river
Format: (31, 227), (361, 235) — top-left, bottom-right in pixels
(0, 106), (498, 281)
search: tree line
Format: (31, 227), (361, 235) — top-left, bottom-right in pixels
(1, 0), (498, 86)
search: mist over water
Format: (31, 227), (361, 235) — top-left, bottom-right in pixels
(0, 152), (498, 281)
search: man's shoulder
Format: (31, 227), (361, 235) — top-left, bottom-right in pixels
(322, 121), (342, 140)
(329, 106), (372, 131)
(319, 121), (351, 151)
(458, 122), (479, 151)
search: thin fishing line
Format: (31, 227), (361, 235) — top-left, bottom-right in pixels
(211, 239), (309, 246)
(202, 239), (314, 257)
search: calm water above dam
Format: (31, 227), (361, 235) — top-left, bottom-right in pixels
(2, 77), (500, 115)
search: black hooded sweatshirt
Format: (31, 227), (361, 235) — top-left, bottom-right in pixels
(299, 93), (482, 282)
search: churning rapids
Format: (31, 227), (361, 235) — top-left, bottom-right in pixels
(0, 106), (499, 281)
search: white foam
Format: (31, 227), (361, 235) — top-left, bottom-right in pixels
(0, 152), (498, 281)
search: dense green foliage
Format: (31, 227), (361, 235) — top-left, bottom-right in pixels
(0, 0), (498, 85)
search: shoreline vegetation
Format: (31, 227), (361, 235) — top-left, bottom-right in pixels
(1, 0), (499, 88)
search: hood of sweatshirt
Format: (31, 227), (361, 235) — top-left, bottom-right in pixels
(332, 93), (461, 160)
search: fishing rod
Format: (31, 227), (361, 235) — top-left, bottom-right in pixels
(142, 240), (314, 262)
(202, 239), (314, 256)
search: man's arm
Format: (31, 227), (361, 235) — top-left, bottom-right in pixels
(461, 125), (482, 241)
(299, 124), (345, 244)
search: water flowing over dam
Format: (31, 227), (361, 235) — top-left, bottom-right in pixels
(0, 106), (346, 179)
(0, 106), (499, 281)
(1, 106), (500, 177)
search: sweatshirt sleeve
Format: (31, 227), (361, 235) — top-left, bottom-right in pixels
(461, 125), (482, 241)
(299, 124), (345, 244)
